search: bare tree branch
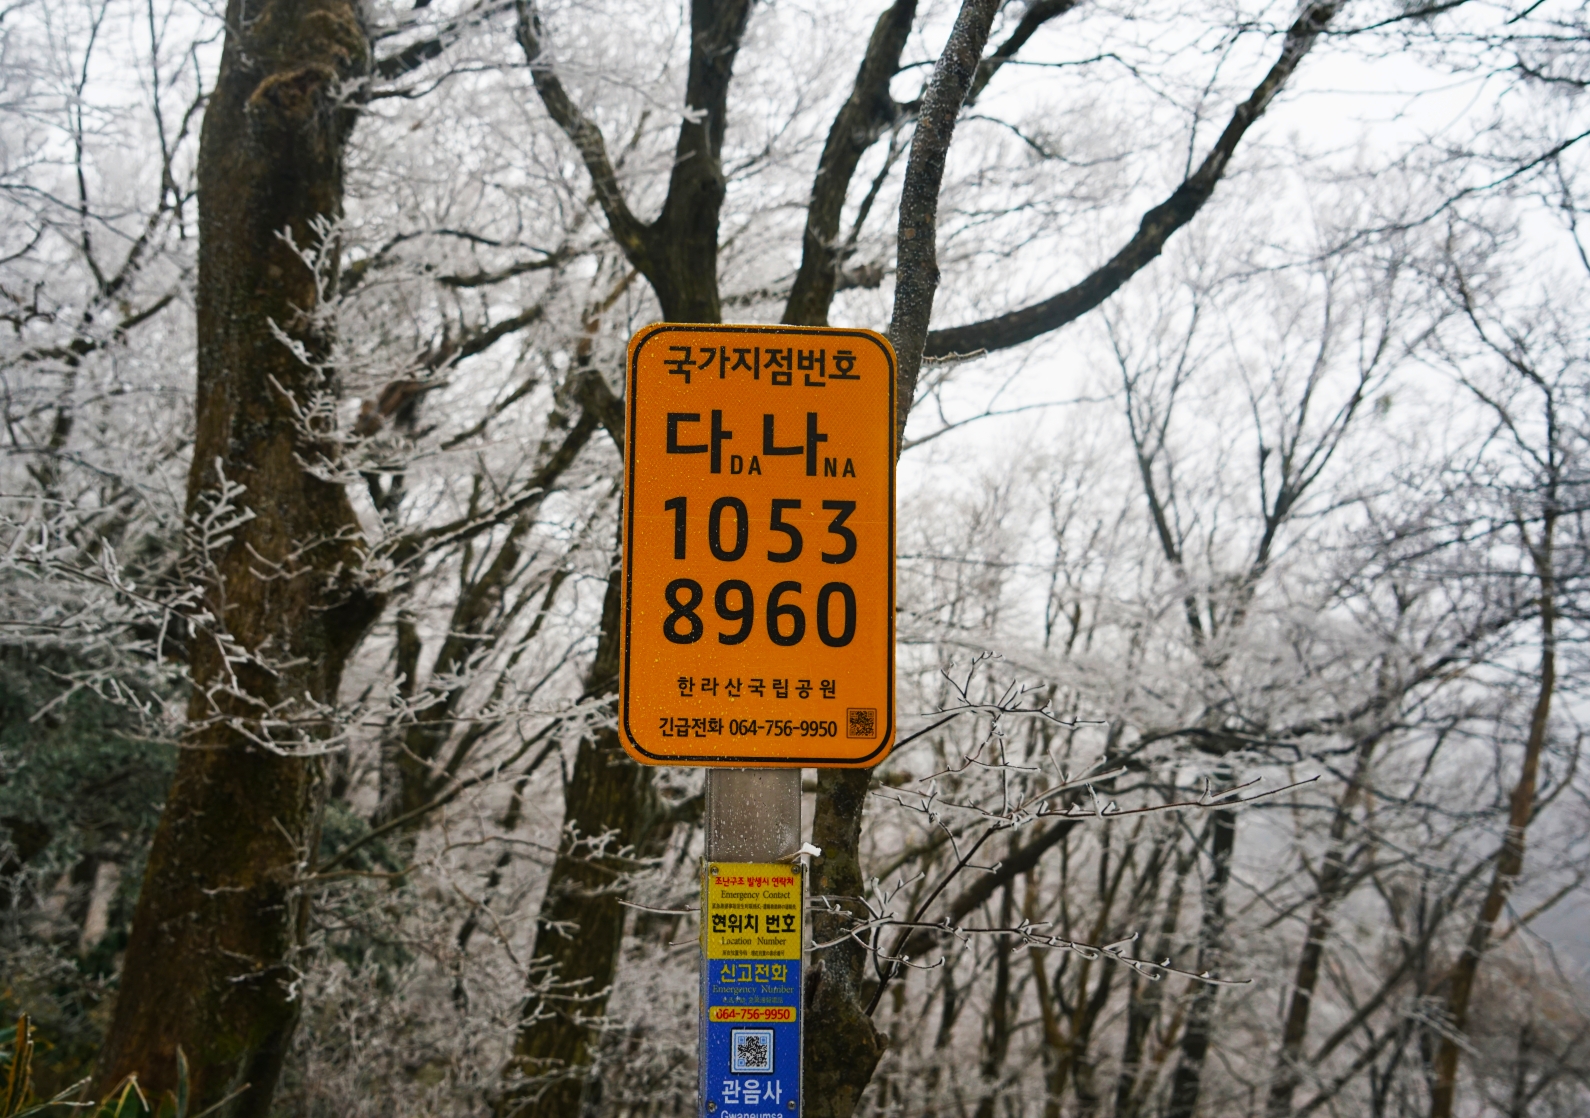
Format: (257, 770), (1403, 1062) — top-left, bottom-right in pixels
(923, 0), (1342, 359)
(783, 0), (917, 327)
(888, 0), (1003, 442)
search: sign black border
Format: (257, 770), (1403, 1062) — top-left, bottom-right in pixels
(620, 323), (897, 766)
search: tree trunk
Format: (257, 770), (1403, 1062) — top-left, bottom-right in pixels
(971, 887), (1015, 1118)
(801, 4), (1003, 1114)
(1428, 512), (1556, 1118)
(92, 2), (378, 1112)
(1164, 803), (1236, 1118)
(1265, 731), (1379, 1116)
(499, 562), (669, 1117)
(502, 0), (753, 1100)
(803, 767), (888, 1118)
(1114, 842), (1195, 1118)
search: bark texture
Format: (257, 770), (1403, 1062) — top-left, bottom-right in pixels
(1164, 807), (1236, 1118)
(804, 768), (888, 1118)
(500, 568), (671, 1117)
(92, 1), (377, 1112)
(502, 6), (754, 1109)
(1428, 510), (1556, 1118)
(886, 0), (1001, 438)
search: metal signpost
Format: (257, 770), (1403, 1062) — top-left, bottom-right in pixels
(619, 324), (897, 1118)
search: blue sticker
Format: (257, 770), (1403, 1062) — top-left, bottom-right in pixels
(701, 959), (800, 1116)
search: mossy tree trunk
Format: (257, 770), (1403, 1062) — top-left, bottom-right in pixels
(91, 2), (379, 1114)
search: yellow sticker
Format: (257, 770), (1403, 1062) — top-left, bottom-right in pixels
(703, 862), (803, 961)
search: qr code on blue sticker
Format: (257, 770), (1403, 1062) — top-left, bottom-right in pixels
(730, 1028), (773, 1073)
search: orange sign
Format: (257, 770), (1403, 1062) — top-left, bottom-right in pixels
(619, 325), (896, 766)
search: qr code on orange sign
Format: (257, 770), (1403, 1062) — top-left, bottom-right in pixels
(846, 708), (877, 739)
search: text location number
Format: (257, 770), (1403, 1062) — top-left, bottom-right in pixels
(663, 497), (857, 564)
(661, 578), (857, 648)
(659, 496), (862, 648)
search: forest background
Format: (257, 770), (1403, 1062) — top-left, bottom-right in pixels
(2, 0), (1590, 1115)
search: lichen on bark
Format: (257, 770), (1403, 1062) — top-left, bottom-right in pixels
(91, 0), (380, 1113)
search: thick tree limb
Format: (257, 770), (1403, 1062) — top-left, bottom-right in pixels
(373, 0), (515, 81)
(646, 0), (756, 320)
(888, 0), (1002, 441)
(515, 1), (649, 262)
(965, 0), (1079, 105)
(782, 0), (917, 327)
(923, 0), (1342, 359)
(517, 0), (753, 320)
